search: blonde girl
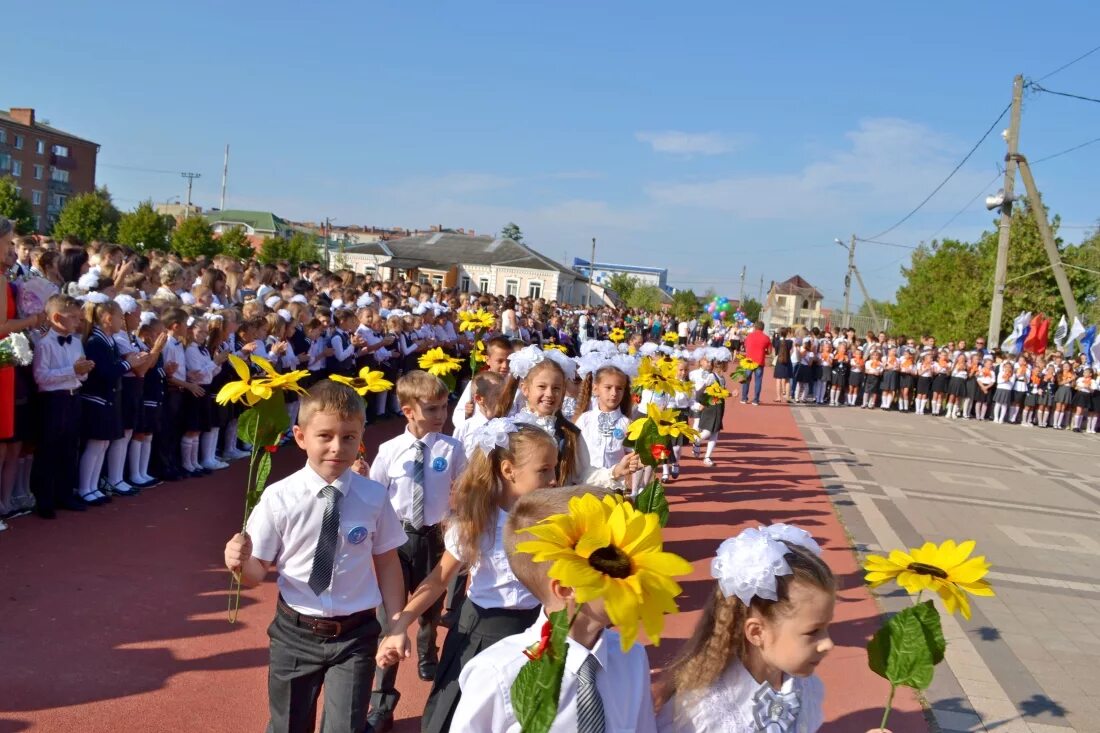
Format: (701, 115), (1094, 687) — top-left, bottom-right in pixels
(993, 360), (1015, 424)
(376, 421), (558, 733)
(574, 363), (634, 471)
(181, 316), (225, 473)
(946, 353), (968, 420)
(656, 524), (835, 733)
(1071, 367), (1094, 432)
(915, 352), (934, 415)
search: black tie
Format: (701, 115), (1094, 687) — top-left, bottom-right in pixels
(308, 485), (341, 596)
(58, 334), (72, 346)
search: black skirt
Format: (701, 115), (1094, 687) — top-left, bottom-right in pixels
(1072, 390), (1093, 409)
(881, 370), (899, 392)
(119, 377), (144, 431)
(82, 396), (123, 441)
(899, 373), (916, 391)
(1025, 392), (1041, 407)
(1091, 391), (1100, 413)
(182, 390), (214, 432)
(421, 599), (541, 733)
(994, 388), (1014, 406)
(848, 372), (864, 390)
(1054, 384), (1075, 405)
(948, 376), (968, 398)
(916, 376), (933, 397)
(863, 375), (881, 394)
(697, 403), (723, 435)
(774, 362), (792, 379)
(137, 402), (161, 434)
(1012, 390), (1027, 405)
(965, 378), (980, 401)
(931, 373), (949, 394)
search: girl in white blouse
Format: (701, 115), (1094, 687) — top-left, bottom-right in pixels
(375, 420), (558, 733)
(573, 364), (633, 470)
(656, 525), (836, 733)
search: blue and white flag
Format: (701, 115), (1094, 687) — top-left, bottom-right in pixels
(1065, 317), (1087, 357)
(1082, 325), (1098, 366)
(1000, 311), (1031, 354)
(1052, 315), (1069, 351)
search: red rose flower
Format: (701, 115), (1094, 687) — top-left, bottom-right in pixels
(264, 445), (278, 454)
(632, 393), (642, 404)
(650, 444), (671, 462)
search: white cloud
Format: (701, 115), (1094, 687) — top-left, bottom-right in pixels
(645, 118), (994, 221)
(635, 130), (743, 156)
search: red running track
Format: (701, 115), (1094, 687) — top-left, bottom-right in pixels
(0, 387), (927, 733)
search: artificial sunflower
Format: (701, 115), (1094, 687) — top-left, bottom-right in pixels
(704, 382), (731, 402)
(251, 355), (309, 395)
(608, 328), (626, 344)
(543, 343), (568, 353)
(329, 366), (394, 395)
(458, 309), (496, 332)
(628, 403), (700, 443)
(739, 356), (759, 371)
(471, 340), (487, 364)
(419, 347), (462, 376)
(662, 331), (679, 344)
(516, 493), (692, 650)
(216, 354), (274, 406)
(864, 539), (994, 620)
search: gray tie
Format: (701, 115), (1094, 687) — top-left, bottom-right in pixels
(576, 653), (605, 733)
(410, 440), (426, 530)
(308, 485), (341, 595)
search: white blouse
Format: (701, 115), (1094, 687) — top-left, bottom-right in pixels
(444, 509), (540, 610)
(657, 662), (824, 733)
(574, 408), (629, 469)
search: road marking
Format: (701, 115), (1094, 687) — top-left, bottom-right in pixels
(998, 525), (1100, 556)
(930, 471), (1010, 491)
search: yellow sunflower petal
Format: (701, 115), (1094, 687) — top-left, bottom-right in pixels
(227, 353), (251, 382)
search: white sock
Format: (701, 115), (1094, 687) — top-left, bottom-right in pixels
(222, 420), (238, 455)
(672, 445), (682, 461)
(139, 437), (153, 481)
(79, 440), (109, 496)
(200, 429), (219, 465)
(704, 440), (717, 460)
(181, 436), (197, 471)
(128, 438), (143, 483)
(1009, 405), (1019, 423)
(190, 436), (201, 469)
(1088, 416), (1097, 432)
(107, 430), (132, 485)
(1072, 414), (1082, 430)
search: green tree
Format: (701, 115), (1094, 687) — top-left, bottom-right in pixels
(117, 200), (172, 251)
(604, 272), (638, 303)
(626, 283), (663, 312)
(217, 225), (253, 259)
(258, 236), (288, 264)
(52, 186), (121, 242)
(890, 239), (986, 342)
(0, 176), (35, 233)
(856, 298), (894, 320)
(671, 289), (699, 320)
(286, 231), (319, 265)
(740, 296), (763, 323)
(171, 216), (219, 258)
(500, 222), (524, 243)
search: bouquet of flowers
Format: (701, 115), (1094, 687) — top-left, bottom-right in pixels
(624, 402), (699, 526)
(510, 493), (692, 733)
(701, 380), (731, 406)
(863, 539), (995, 731)
(216, 354), (309, 622)
(0, 332), (33, 367)
(728, 355), (759, 383)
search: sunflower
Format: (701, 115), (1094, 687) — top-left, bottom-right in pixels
(608, 328), (626, 344)
(329, 366), (394, 395)
(458, 309), (496, 332)
(704, 382), (731, 402)
(251, 355), (310, 395)
(739, 356), (759, 371)
(628, 403), (700, 443)
(516, 493), (692, 650)
(471, 340), (487, 364)
(543, 343), (568, 353)
(216, 354), (275, 406)
(864, 539), (994, 620)
(662, 331), (679, 344)
(418, 347), (462, 376)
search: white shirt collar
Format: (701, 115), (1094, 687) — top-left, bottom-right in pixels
(301, 464), (352, 497)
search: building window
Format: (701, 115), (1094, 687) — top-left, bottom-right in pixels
(478, 277), (490, 293)
(431, 274), (443, 288)
(0, 153), (9, 171)
(418, 273), (429, 285)
(50, 168), (69, 183)
(460, 275), (471, 292)
(33, 164), (43, 180)
(802, 299), (809, 309)
(51, 144), (70, 158)
(14, 134), (23, 150)
(0, 128), (5, 143)
(528, 281), (543, 299)
(11, 160), (21, 177)
(32, 190), (43, 206)
(36, 139), (46, 155)
(50, 193), (66, 209)
(34, 215), (41, 231)
(505, 279), (519, 297)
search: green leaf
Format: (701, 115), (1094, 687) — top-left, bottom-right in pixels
(511, 608), (571, 733)
(237, 406), (260, 445)
(867, 601), (947, 690)
(253, 392), (291, 447)
(634, 478), (670, 527)
(245, 449), (273, 519)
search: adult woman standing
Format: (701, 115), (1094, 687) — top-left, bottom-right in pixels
(500, 296), (518, 338)
(773, 327), (793, 402)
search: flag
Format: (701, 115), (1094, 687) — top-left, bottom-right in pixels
(1064, 316), (1087, 357)
(1052, 314), (1069, 350)
(1083, 325), (1098, 365)
(1000, 311), (1031, 353)
(1023, 314), (1050, 354)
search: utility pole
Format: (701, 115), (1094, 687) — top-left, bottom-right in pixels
(220, 144), (229, 211)
(987, 74), (1024, 347)
(180, 172), (201, 218)
(738, 265), (746, 303)
(324, 217), (330, 270)
(585, 237), (596, 307)
(758, 274), (764, 302)
(842, 234), (856, 329)
(1014, 154), (1079, 321)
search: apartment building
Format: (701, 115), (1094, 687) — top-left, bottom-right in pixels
(0, 108), (99, 232)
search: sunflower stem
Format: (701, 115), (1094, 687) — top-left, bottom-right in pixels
(880, 683), (896, 732)
(228, 442), (261, 623)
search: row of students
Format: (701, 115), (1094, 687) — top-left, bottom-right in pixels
(224, 378), (838, 733)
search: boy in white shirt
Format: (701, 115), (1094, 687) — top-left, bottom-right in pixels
(451, 485), (658, 733)
(367, 370), (467, 731)
(222, 381), (407, 733)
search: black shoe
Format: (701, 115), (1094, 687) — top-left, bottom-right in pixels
(418, 658), (438, 681)
(365, 710), (393, 733)
(60, 497), (87, 512)
(36, 506), (57, 519)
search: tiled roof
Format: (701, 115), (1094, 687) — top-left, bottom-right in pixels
(772, 275), (823, 299)
(0, 111), (99, 146)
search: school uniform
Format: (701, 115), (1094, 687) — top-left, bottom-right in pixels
(138, 343), (166, 435)
(1072, 377), (1095, 409)
(454, 408), (490, 457)
(421, 508), (544, 733)
(154, 336), (187, 478)
(931, 361), (950, 395)
(863, 360), (883, 397)
(831, 353), (850, 391)
(849, 355), (865, 393)
(1012, 368), (1030, 406)
(574, 408), (629, 469)
(369, 430), (467, 719)
(1054, 374), (1076, 406)
(183, 342), (217, 432)
(881, 357), (900, 392)
(994, 368), (1015, 406)
(691, 370), (725, 435)
(30, 329), (88, 514)
(246, 464), (406, 733)
(81, 327), (130, 441)
(948, 366), (969, 399)
(916, 363), (934, 398)
(114, 331), (144, 432)
(451, 621), (658, 733)
(326, 328), (355, 377)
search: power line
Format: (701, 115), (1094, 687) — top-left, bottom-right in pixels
(1032, 135), (1100, 163)
(929, 172), (1003, 240)
(854, 237), (918, 250)
(863, 102), (1011, 240)
(1028, 82), (1100, 105)
(1037, 43), (1100, 81)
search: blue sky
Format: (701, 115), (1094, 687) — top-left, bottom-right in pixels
(9, 1), (1100, 307)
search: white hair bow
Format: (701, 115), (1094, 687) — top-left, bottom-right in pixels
(139, 311), (157, 327)
(83, 292), (110, 304)
(638, 342), (660, 357)
(711, 524), (823, 606)
(114, 294), (139, 314)
(542, 348), (577, 380)
(471, 417), (520, 455)
(77, 271), (100, 292)
(508, 344), (545, 379)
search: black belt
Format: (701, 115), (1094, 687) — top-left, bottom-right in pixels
(402, 521), (440, 535)
(276, 598), (376, 638)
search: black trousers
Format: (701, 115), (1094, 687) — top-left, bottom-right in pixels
(266, 608), (381, 733)
(370, 523), (445, 714)
(30, 391), (81, 512)
(152, 389), (183, 476)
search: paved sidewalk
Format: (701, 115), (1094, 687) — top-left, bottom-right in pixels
(792, 401), (1100, 733)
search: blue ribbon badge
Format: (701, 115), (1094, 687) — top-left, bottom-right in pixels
(611, 427), (625, 441)
(432, 456), (448, 472)
(347, 526), (368, 545)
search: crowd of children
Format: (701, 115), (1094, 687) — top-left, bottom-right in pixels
(769, 326), (1100, 433)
